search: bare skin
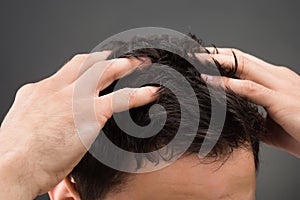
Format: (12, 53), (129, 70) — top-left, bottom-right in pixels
(0, 52), (157, 199)
(49, 148), (256, 200)
(197, 48), (300, 157)
(105, 149), (256, 200)
(0, 48), (299, 199)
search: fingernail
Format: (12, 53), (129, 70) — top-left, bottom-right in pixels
(201, 74), (213, 82)
(148, 86), (160, 93)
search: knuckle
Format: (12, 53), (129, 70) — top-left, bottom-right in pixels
(231, 48), (243, 55)
(279, 66), (292, 73)
(16, 83), (36, 97)
(97, 114), (110, 125)
(242, 81), (257, 93)
(121, 57), (140, 66)
(129, 89), (137, 105)
(104, 62), (120, 80)
(236, 53), (245, 65)
(117, 58), (133, 68)
(71, 54), (89, 64)
(236, 55), (250, 78)
(18, 83), (35, 92)
(264, 87), (274, 96)
(113, 87), (133, 101)
(220, 77), (229, 87)
(232, 49), (245, 64)
(117, 87), (136, 107)
(39, 77), (59, 90)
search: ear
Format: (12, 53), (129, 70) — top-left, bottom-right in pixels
(48, 177), (80, 200)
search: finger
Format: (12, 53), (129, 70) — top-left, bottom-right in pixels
(53, 51), (111, 85)
(75, 57), (151, 95)
(199, 53), (280, 89)
(205, 47), (274, 68)
(201, 74), (276, 108)
(95, 86), (159, 124)
(96, 57), (151, 91)
(204, 48), (300, 88)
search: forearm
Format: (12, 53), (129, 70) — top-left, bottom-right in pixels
(0, 129), (37, 200)
(263, 118), (300, 158)
(264, 131), (300, 158)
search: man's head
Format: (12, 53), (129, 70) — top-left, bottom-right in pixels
(49, 34), (266, 200)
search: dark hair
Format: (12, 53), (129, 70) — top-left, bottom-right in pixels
(70, 34), (267, 200)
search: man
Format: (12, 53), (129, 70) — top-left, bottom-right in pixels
(0, 33), (299, 200)
(49, 34), (266, 199)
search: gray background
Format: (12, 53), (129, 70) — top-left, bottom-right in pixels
(0, 1), (299, 199)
